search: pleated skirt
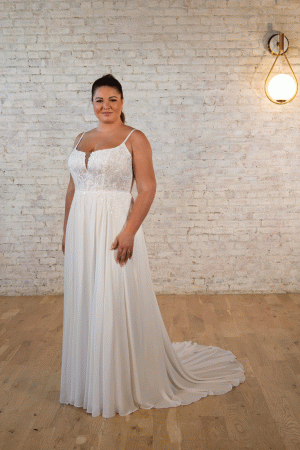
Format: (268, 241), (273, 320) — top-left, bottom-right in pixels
(59, 189), (246, 418)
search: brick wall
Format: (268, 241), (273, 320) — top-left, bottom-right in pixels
(1, 0), (300, 294)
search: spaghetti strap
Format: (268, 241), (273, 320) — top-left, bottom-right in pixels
(75, 132), (85, 150)
(123, 129), (136, 144)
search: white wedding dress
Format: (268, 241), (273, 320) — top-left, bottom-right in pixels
(60, 128), (246, 418)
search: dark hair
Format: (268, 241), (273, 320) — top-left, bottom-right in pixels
(91, 74), (125, 124)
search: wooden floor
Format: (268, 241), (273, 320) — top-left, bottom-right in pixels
(0, 293), (300, 450)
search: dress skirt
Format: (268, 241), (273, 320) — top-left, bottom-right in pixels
(59, 189), (246, 418)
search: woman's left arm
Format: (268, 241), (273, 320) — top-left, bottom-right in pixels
(124, 130), (157, 235)
(110, 130), (156, 266)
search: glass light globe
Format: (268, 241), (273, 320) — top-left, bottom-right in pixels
(267, 74), (297, 102)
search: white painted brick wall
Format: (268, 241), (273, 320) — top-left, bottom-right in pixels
(1, 0), (300, 295)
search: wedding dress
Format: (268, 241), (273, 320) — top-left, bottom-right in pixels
(59, 128), (246, 418)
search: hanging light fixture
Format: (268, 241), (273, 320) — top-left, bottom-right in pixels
(265, 32), (298, 104)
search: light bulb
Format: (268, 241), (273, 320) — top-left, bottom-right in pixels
(267, 73), (297, 102)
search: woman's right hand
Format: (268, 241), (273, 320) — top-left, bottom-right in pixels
(62, 233), (66, 255)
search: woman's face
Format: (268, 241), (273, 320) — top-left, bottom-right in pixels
(92, 86), (124, 124)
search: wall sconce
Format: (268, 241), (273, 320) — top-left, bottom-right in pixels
(265, 32), (298, 104)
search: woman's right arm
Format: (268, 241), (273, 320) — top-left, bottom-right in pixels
(62, 174), (75, 254)
(62, 133), (82, 254)
(63, 173), (75, 235)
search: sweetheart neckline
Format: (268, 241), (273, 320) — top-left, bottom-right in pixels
(73, 142), (132, 159)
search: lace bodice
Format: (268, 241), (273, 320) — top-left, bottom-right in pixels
(68, 129), (136, 193)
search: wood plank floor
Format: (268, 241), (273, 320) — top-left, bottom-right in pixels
(0, 293), (299, 450)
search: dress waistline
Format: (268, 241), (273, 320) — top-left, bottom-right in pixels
(74, 189), (132, 198)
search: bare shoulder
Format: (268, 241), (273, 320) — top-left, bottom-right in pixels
(73, 131), (85, 148)
(130, 129), (152, 151)
(131, 128), (149, 141)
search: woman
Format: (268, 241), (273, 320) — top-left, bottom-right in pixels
(60, 74), (246, 419)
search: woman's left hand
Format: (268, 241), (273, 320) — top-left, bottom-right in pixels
(110, 231), (134, 266)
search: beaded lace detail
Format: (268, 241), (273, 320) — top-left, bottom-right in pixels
(68, 129), (136, 193)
